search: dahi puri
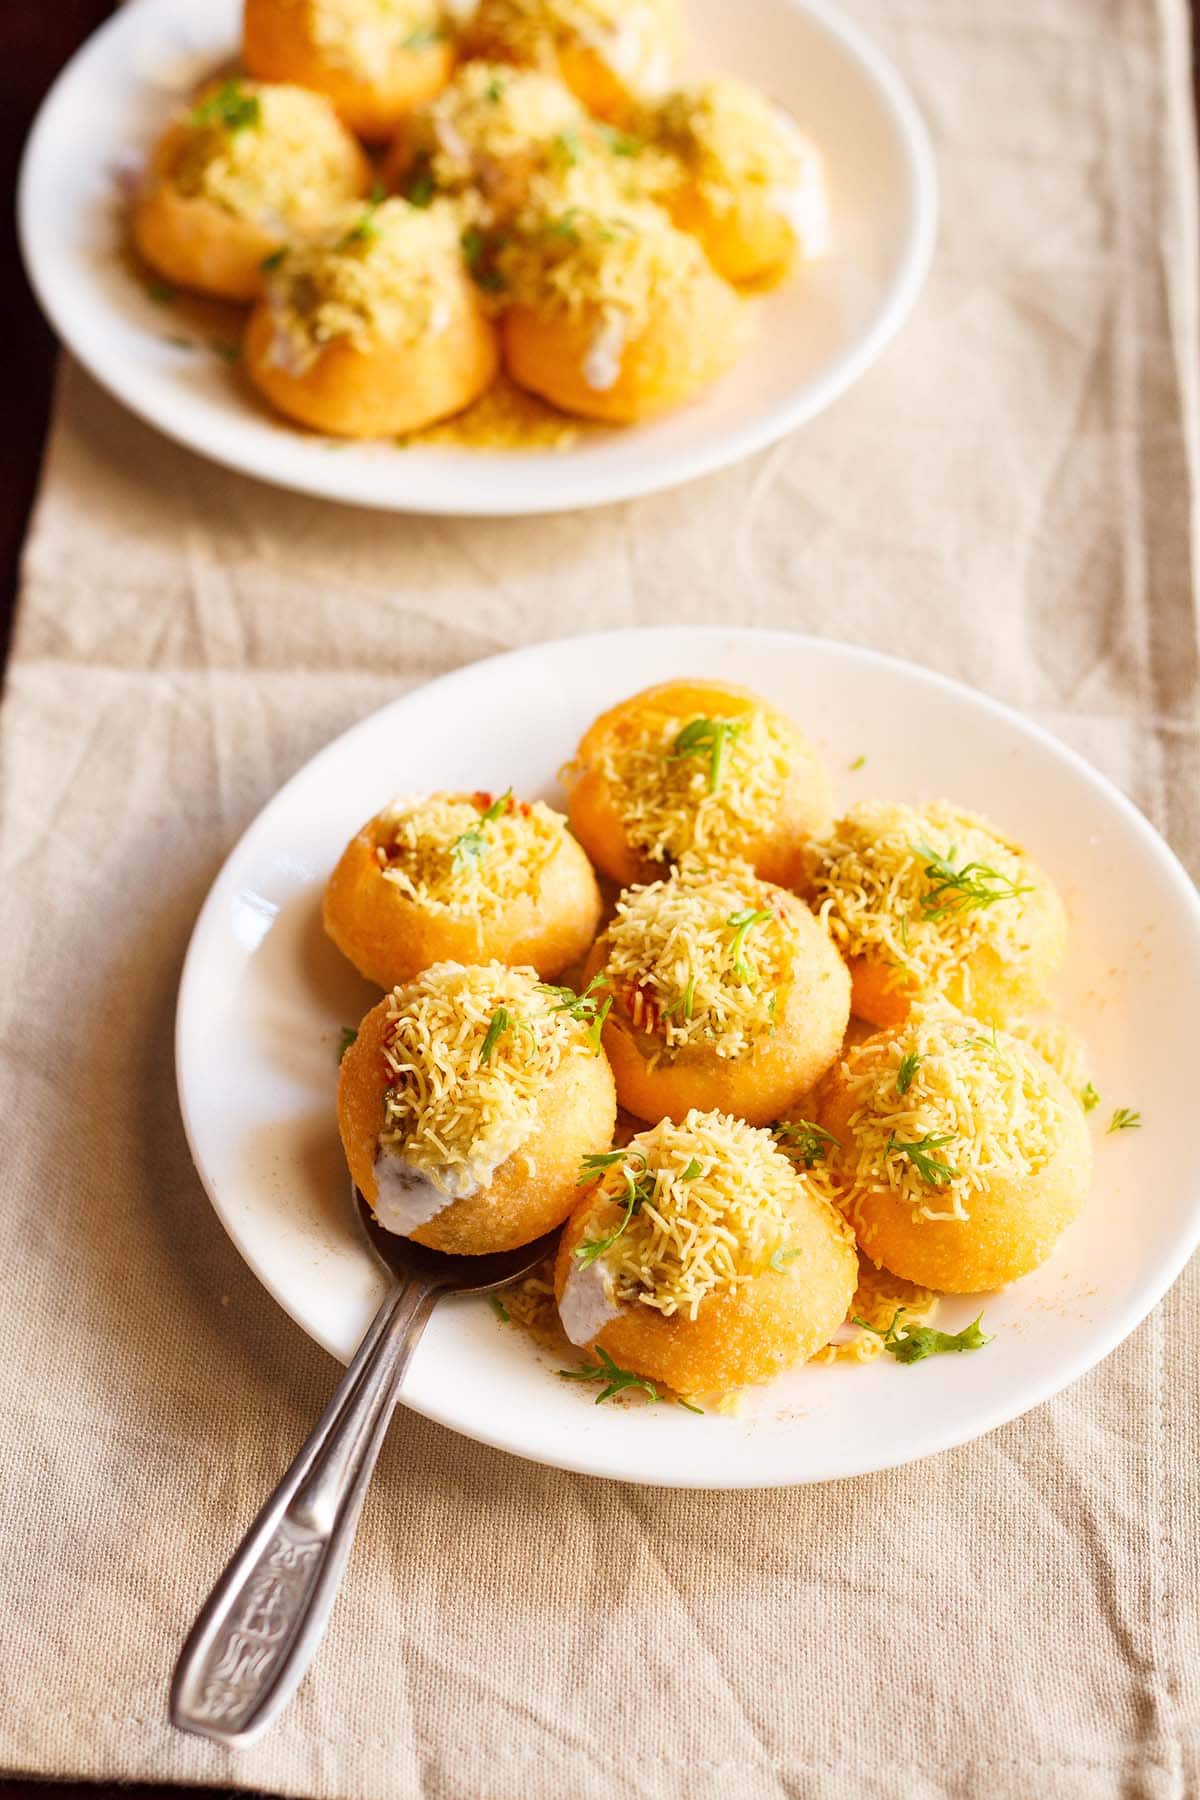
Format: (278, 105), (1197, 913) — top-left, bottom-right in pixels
(566, 678), (833, 887)
(554, 1109), (857, 1394)
(582, 860), (849, 1126)
(323, 789), (602, 987)
(817, 1008), (1092, 1292)
(463, 0), (683, 120)
(802, 799), (1068, 1029)
(385, 61), (593, 220)
(637, 78), (829, 285)
(243, 197), (498, 438)
(498, 203), (746, 423)
(339, 963), (616, 1255)
(244, 0), (454, 138)
(132, 79), (370, 302)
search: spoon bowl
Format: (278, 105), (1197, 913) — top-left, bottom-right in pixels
(355, 1185), (559, 1294)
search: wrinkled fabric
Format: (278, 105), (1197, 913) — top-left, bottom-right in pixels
(1, 1), (1198, 1796)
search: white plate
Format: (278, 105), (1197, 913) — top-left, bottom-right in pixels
(18, 0), (936, 516)
(176, 627), (1200, 1487)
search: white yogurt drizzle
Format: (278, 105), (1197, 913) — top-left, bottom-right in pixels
(558, 1257), (624, 1345)
(582, 310), (628, 391)
(372, 1143), (479, 1237)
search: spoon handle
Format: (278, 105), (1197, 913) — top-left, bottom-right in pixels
(170, 1273), (440, 1746)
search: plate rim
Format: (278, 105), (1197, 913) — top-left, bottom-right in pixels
(18, 0), (939, 517)
(175, 625), (1200, 1487)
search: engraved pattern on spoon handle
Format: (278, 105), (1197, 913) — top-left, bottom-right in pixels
(170, 1274), (440, 1746)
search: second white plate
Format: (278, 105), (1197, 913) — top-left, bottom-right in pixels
(176, 628), (1200, 1487)
(19, 0), (936, 514)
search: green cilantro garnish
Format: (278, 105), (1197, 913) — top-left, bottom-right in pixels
(551, 127), (583, 168)
(886, 1131), (958, 1186)
(769, 1247), (802, 1271)
(545, 209), (583, 243)
(407, 161), (436, 208)
(772, 1119), (839, 1168)
(668, 715), (748, 794)
(340, 184), (387, 250)
(679, 1158), (702, 1181)
(676, 1396), (704, 1414)
(1108, 1107), (1141, 1133)
(576, 1162), (655, 1266)
(558, 1346), (659, 1404)
(912, 840), (1033, 920)
(960, 1025), (1001, 1053)
(854, 1308), (991, 1364)
(484, 75), (505, 102)
(337, 1025), (358, 1064)
(190, 79), (262, 133)
(727, 908), (774, 983)
(402, 21), (445, 47)
(450, 788), (512, 872)
(479, 1007), (510, 1064)
(1080, 1081), (1101, 1113)
(895, 1050), (922, 1095)
(577, 1147), (643, 1183)
(662, 974), (696, 1020)
(461, 225), (507, 292)
(259, 248), (286, 272)
(849, 754), (867, 771)
(601, 125), (643, 157)
(488, 1294), (510, 1323)
(537, 972), (612, 1052)
(147, 278), (176, 306)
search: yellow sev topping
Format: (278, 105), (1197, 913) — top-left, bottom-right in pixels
(376, 790), (566, 916)
(498, 200), (719, 332)
(593, 700), (794, 866)
(303, 0), (445, 76)
(645, 77), (809, 209)
(405, 62), (587, 192)
(603, 861), (790, 1058)
(265, 197), (466, 365)
(467, 0), (677, 82)
(584, 1110), (816, 1320)
(832, 1007), (1071, 1226)
(808, 801), (1049, 1004)
(167, 82), (364, 225)
(379, 962), (589, 1193)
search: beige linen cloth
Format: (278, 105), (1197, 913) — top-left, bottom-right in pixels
(2, 1), (1199, 1795)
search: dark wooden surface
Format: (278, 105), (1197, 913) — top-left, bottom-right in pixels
(1, 5), (1197, 1799)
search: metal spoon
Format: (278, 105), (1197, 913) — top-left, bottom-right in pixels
(170, 1189), (556, 1748)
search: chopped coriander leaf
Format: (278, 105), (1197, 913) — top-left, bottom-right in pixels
(885, 1130), (958, 1186)
(895, 1050), (922, 1095)
(602, 125), (643, 156)
(339, 184), (387, 250)
(147, 278), (176, 306)
(449, 788), (512, 872)
(190, 80), (262, 133)
(679, 1158), (702, 1181)
(402, 22), (444, 47)
(668, 715), (748, 794)
(478, 1007), (510, 1064)
(913, 840), (1034, 920)
(337, 1025), (358, 1063)
(676, 1396), (704, 1414)
(577, 1146), (646, 1183)
(545, 209), (583, 243)
(1108, 1107), (1141, 1133)
(461, 225), (507, 292)
(1080, 1081), (1101, 1113)
(854, 1308), (991, 1364)
(726, 908), (774, 983)
(772, 1119), (839, 1168)
(259, 248), (286, 272)
(488, 1294), (510, 1323)
(961, 1025), (1001, 1053)
(769, 1247), (801, 1271)
(849, 754), (867, 771)
(551, 127), (583, 167)
(407, 165), (435, 208)
(485, 75), (505, 102)
(576, 1164), (654, 1265)
(558, 1346), (658, 1404)
(538, 973), (612, 1052)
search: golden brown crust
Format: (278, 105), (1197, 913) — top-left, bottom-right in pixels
(501, 274), (745, 423)
(243, 0), (454, 137)
(243, 290), (499, 437)
(565, 678), (833, 887)
(340, 993), (617, 1254)
(581, 892), (849, 1126)
(553, 1170), (856, 1391)
(817, 1034), (1093, 1291)
(323, 807), (603, 986)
